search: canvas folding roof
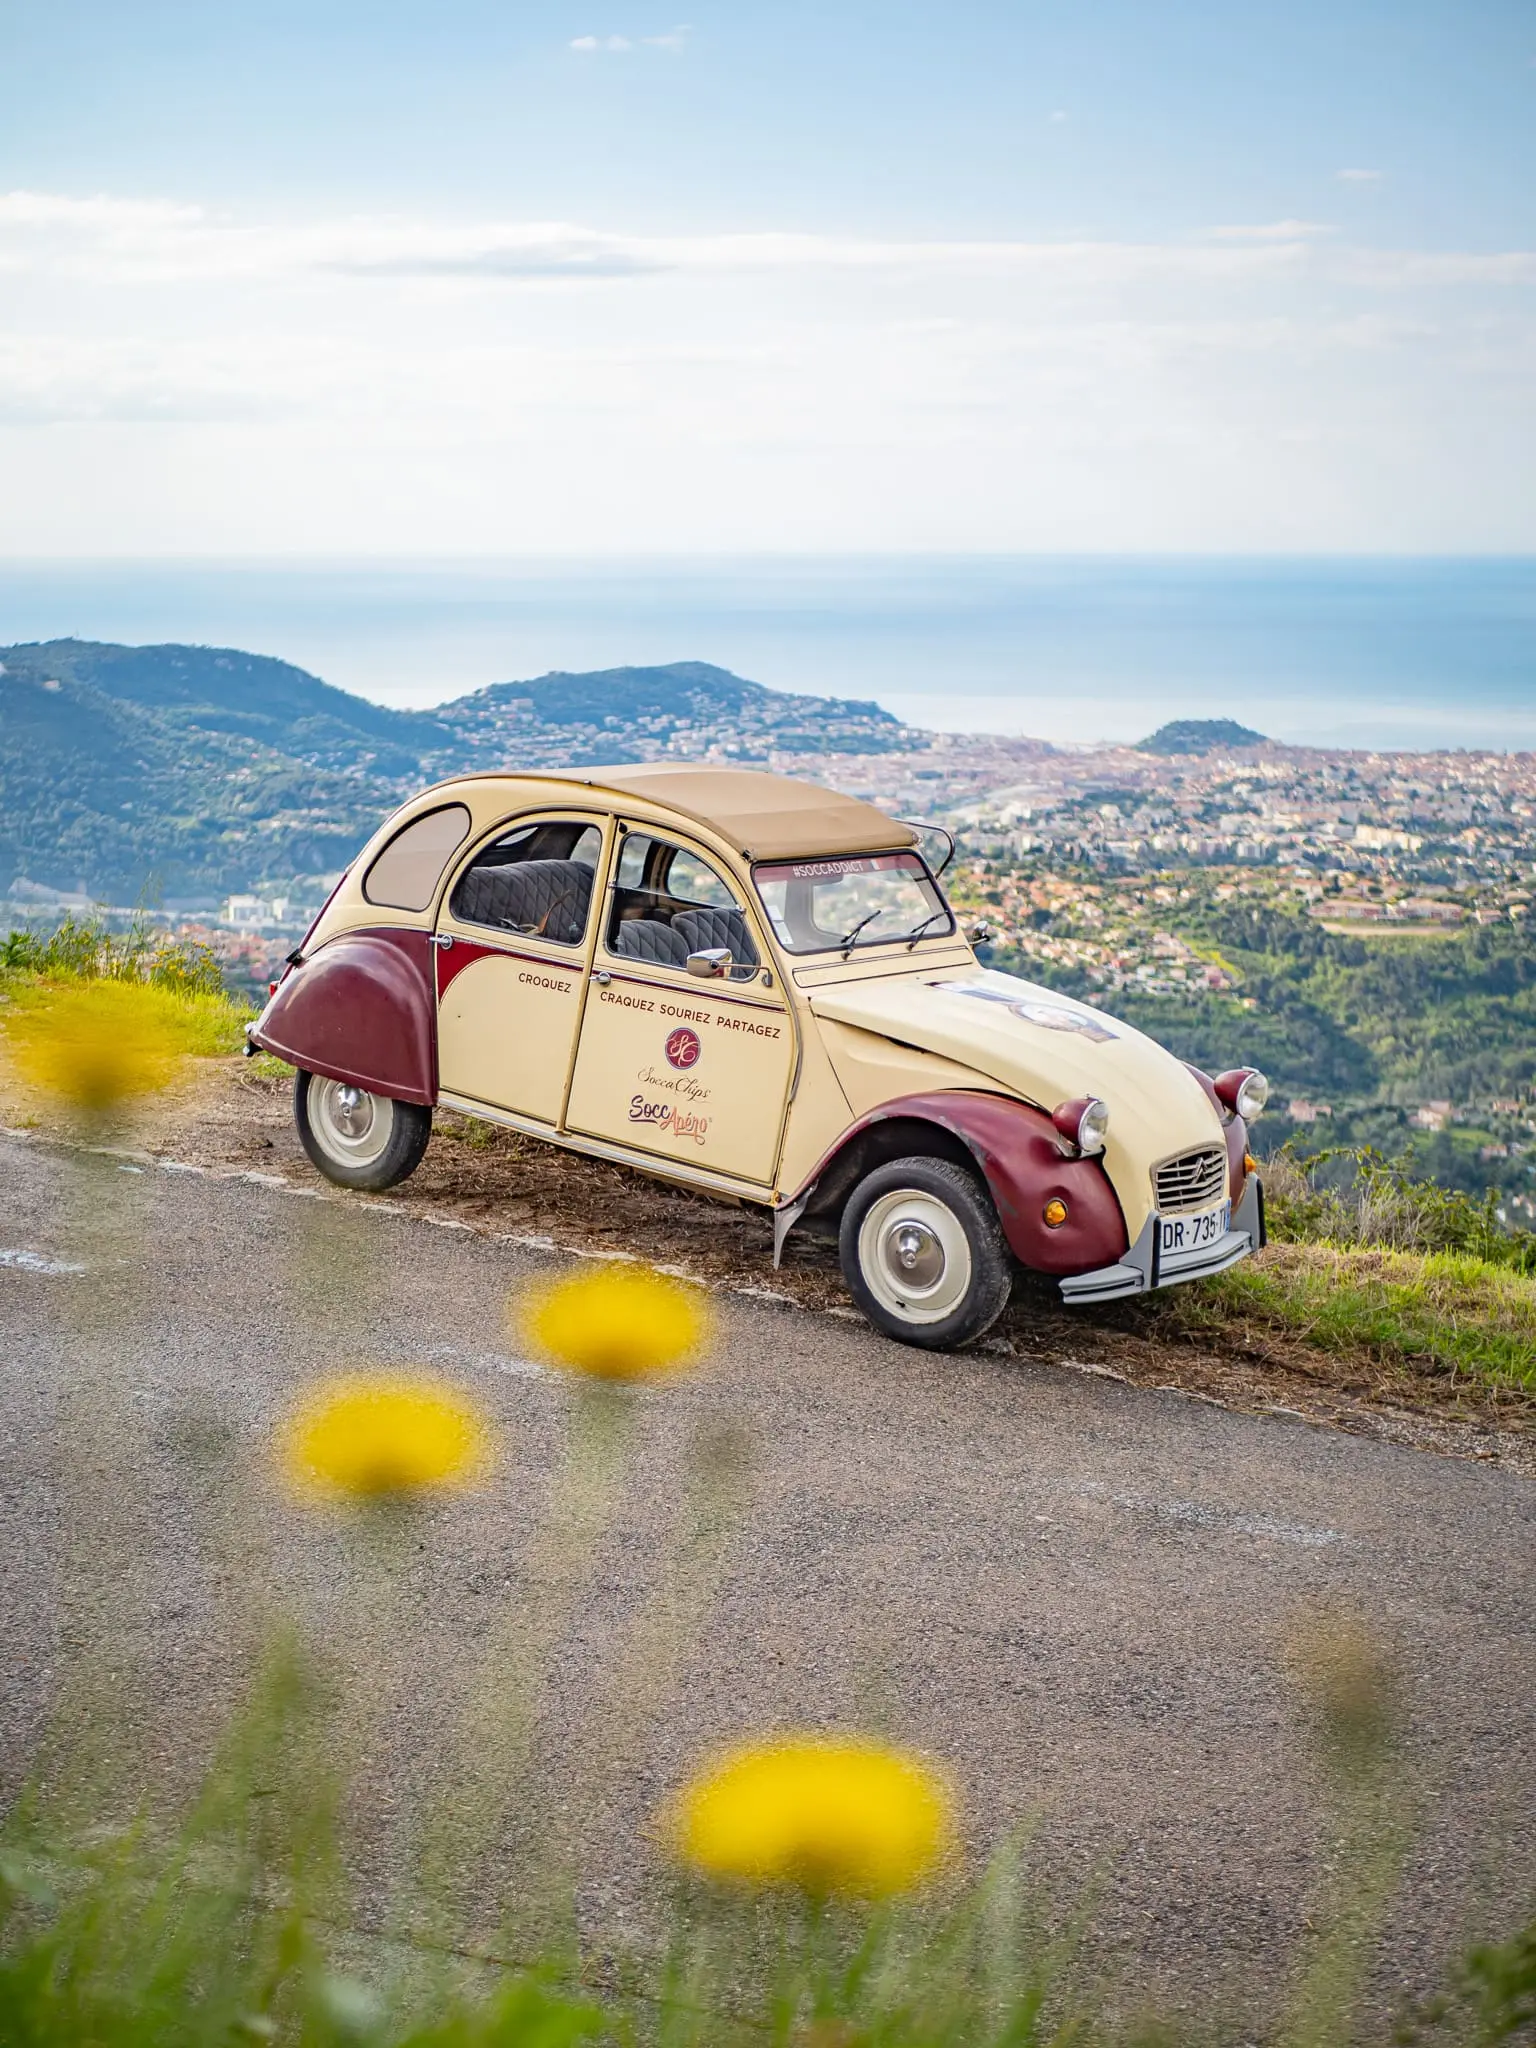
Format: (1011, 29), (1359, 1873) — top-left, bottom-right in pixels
(542, 762), (918, 861)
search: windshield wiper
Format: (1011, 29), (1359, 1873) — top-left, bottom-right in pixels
(902, 910), (951, 949)
(838, 910), (883, 954)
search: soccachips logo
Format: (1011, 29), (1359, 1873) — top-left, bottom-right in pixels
(665, 1026), (702, 1070)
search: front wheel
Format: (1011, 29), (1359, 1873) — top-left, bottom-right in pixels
(839, 1156), (1012, 1350)
(294, 1071), (432, 1191)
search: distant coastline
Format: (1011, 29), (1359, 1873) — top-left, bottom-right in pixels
(1, 555), (1531, 752)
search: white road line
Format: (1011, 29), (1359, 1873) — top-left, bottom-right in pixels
(0, 1247), (85, 1275)
(1070, 1477), (1344, 1548)
(416, 1343), (545, 1381)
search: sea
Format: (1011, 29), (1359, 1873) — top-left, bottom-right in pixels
(0, 556), (1532, 752)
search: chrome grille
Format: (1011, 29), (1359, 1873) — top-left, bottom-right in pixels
(1154, 1146), (1228, 1216)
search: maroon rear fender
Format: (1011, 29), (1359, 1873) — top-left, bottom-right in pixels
(252, 927), (437, 1106)
(799, 1090), (1129, 1277)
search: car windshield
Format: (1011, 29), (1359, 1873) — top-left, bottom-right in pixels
(752, 852), (954, 955)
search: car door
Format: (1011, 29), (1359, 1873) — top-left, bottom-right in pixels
(434, 810), (609, 1125)
(564, 826), (795, 1186)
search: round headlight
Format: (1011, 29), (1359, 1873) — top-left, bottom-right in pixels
(1077, 1097), (1111, 1153)
(1214, 1067), (1269, 1121)
(1236, 1070), (1269, 1120)
(1052, 1095), (1110, 1155)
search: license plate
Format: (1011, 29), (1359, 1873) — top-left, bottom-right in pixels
(1159, 1200), (1231, 1256)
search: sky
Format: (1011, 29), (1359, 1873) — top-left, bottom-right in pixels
(2, 0), (1533, 556)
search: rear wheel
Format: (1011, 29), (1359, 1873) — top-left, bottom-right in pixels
(294, 1071), (432, 1191)
(839, 1155), (1012, 1350)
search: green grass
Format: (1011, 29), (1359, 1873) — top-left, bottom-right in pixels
(2, 914), (229, 998)
(1166, 1244), (1536, 1398)
(1, 915), (254, 1070)
(1261, 1146), (1536, 1276)
(0, 975), (252, 1062)
(1141, 1145), (1536, 1404)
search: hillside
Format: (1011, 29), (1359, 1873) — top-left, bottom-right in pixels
(1, 639), (443, 775)
(0, 642), (906, 904)
(426, 660), (904, 773)
(1139, 718), (1267, 754)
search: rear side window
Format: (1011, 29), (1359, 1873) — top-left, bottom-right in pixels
(449, 817), (603, 945)
(363, 804), (472, 912)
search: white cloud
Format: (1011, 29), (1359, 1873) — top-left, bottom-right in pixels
(1337, 167), (1383, 183)
(1205, 220), (1334, 242)
(1048, 109), (1068, 123)
(570, 33), (632, 51)
(0, 194), (1348, 288)
(0, 189), (1530, 552)
(644, 25), (690, 50)
(1339, 249), (1536, 286)
(0, 190), (203, 230)
(3, 191), (1530, 301)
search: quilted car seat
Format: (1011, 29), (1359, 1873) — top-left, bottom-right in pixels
(453, 858), (594, 943)
(612, 918), (691, 966)
(672, 907), (759, 967)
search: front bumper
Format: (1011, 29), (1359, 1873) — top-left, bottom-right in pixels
(1059, 1172), (1265, 1305)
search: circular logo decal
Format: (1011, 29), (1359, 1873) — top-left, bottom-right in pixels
(665, 1026), (702, 1070)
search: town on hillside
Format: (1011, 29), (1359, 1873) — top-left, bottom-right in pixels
(4, 642), (1533, 1221)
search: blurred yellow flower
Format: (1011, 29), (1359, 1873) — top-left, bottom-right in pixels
(282, 1374), (490, 1501)
(672, 1737), (954, 1898)
(517, 1265), (710, 1383)
(1, 980), (194, 1115)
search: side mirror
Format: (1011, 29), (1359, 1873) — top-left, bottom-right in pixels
(686, 947), (733, 979)
(967, 919), (998, 946)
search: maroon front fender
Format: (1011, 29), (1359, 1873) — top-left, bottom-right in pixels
(1185, 1063), (1251, 1201)
(251, 927), (437, 1106)
(798, 1090), (1129, 1277)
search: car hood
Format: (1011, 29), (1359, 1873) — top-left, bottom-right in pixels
(809, 966), (1226, 1227)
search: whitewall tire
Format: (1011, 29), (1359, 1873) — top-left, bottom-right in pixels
(293, 1071), (432, 1191)
(839, 1155), (1012, 1350)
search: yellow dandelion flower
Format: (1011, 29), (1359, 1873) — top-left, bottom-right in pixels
(671, 1736), (954, 1899)
(516, 1265), (710, 1384)
(1, 980), (193, 1115)
(281, 1374), (490, 1501)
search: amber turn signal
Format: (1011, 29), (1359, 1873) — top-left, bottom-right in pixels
(1043, 1198), (1069, 1229)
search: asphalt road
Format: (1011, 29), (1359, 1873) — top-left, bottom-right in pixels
(2, 1132), (1532, 2024)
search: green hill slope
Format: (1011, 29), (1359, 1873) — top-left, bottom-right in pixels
(0, 660), (392, 904)
(0, 641), (907, 903)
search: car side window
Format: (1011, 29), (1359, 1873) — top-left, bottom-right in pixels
(605, 832), (760, 979)
(363, 803), (472, 912)
(449, 817), (603, 946)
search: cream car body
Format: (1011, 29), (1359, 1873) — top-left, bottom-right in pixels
(251, 763), (1266, 1347)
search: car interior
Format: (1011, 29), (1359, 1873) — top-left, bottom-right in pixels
(449, 819), (602, 944)
(604, 833), (760, 978)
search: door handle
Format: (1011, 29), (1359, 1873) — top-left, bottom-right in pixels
(429, 933), (454, 950)
(591, 970), (611, 986)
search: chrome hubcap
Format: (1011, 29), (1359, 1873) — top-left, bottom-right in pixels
(886, 1220), (945, 1289)
(332, 1085), (372, 1138)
